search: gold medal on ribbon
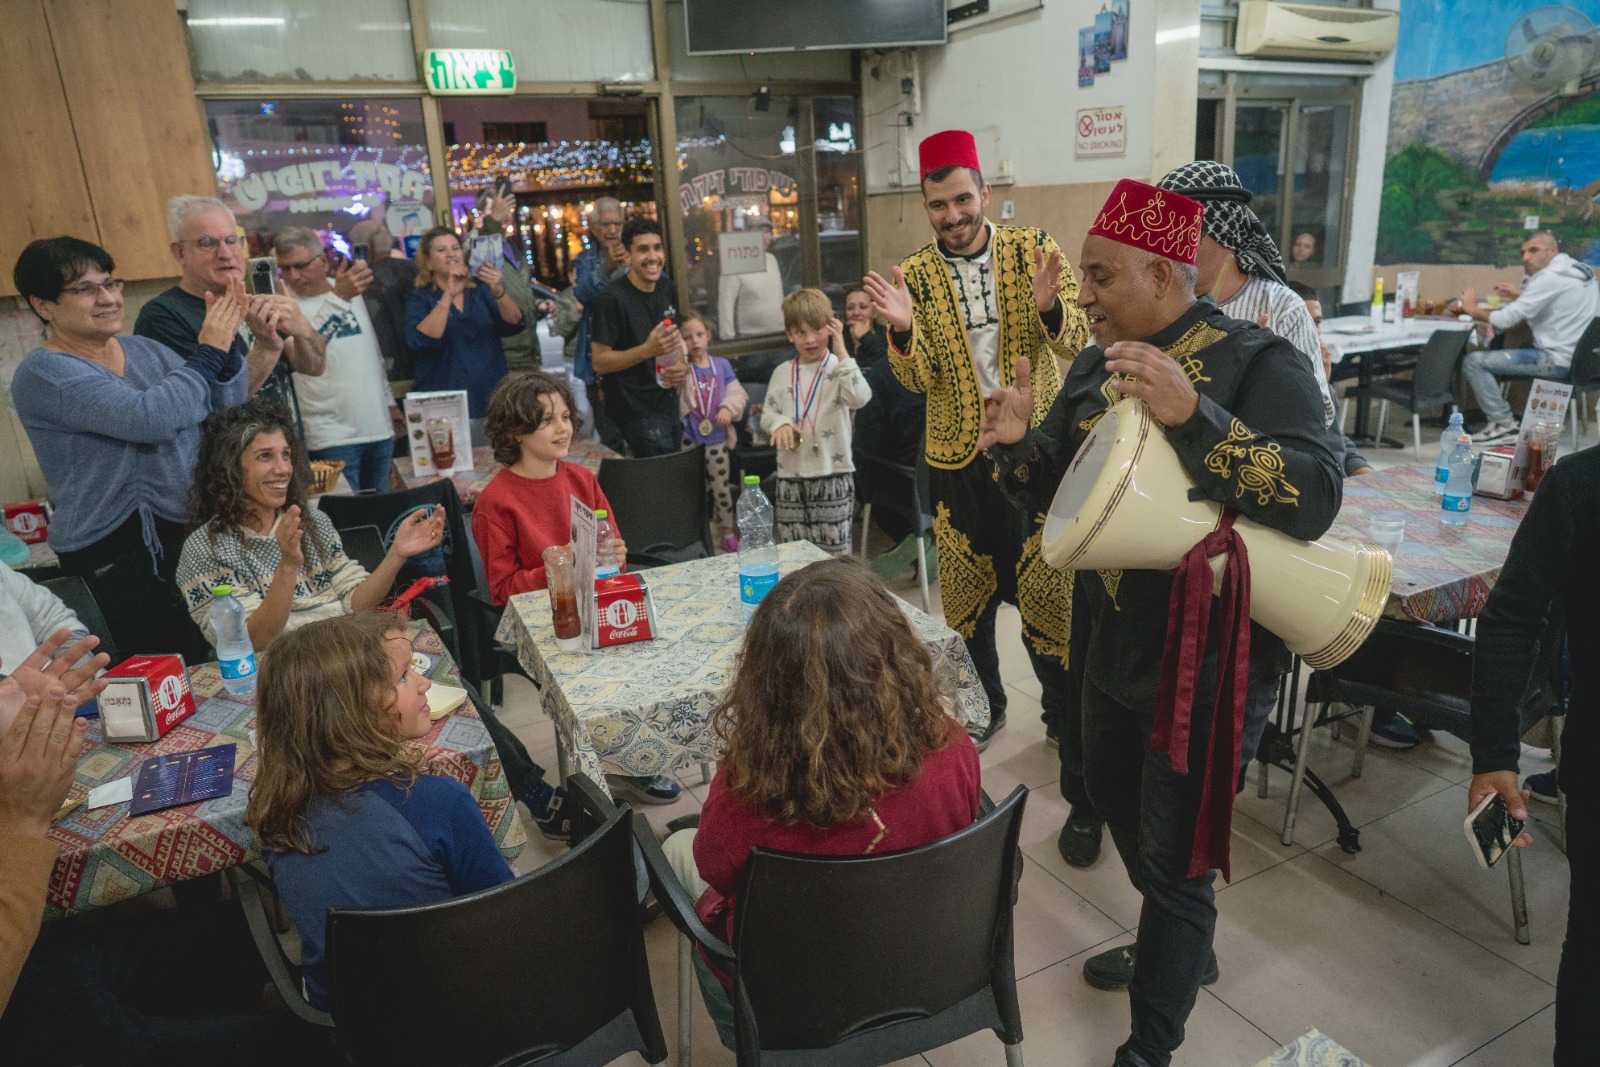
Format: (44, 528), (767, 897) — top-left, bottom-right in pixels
(698, 418), (714, 437)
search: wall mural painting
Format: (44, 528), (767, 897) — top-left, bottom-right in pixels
(1378, 1), (1600, 265)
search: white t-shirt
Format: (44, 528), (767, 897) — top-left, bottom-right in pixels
(1219, 275), (1336, 428)
(1488, 252), (1600, 368)
(942, 222), (1002, 397)
(290, 291), (394, 450)
(717, 253), (786, 339)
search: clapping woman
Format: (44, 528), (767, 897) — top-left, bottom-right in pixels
(404, 227), (526, 443)
(176, 397), (444, 651)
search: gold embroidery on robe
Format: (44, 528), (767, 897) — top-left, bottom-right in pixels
(1204, 419), (1301, 506)
(1079, 321), (1226, 432)
(931, 502), (997, 639)
(1018, 522), (1071, 664)
(1097, 568), (1123, 610)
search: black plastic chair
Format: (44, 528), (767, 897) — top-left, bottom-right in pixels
(41, 574), (119, 666)
(1283, 613), (1568, 945)
(596, 445), (713, 567)
(1339, 326), (1469, 458)
(334, 524), (387, 574)
(231, 778), (666, 1066)
(636, 785), (1030, 1066)
(855, 451), (935, 612)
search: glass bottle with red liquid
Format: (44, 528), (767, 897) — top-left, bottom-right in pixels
(542, 544), (585, 651)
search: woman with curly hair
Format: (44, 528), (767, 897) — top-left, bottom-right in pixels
(249, 613), (513, 1011)
(663, 557), (981, 1045)
(175, 396), (444, 651)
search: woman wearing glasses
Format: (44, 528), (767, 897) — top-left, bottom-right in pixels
(9, 236), (248, 661)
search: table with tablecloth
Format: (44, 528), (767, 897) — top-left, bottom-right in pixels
(392, 438), (619, 507)
(45, 623), (525, 919)
(495, 540), (990, 786)
(1328, 463), (1527, 624)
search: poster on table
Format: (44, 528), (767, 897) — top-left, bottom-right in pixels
(1508, 379), (1573, 486)
(569, 497), (597, 646)
(1078, 29), (1096, 87)
(402, 390), (473, 477)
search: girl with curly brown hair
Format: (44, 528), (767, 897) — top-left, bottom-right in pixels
(665, 556), (981, 1045)
(248, 613), (513, 1011)
(175, 396), (444, 651)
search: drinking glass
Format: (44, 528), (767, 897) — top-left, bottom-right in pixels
(1370, 512), (1406, 558)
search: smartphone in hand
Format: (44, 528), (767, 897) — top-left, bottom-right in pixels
(352, 242), (371, 264)
(247, 256), (280, 296)
(1463, 793), (1524, 869)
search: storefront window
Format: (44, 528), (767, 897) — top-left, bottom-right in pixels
(188, 0), (417, 83)
(813, 97), (863, 308)
(428, 0), (654, 84)
(205, 99), (433, 254)
(676, 96), (803, 341)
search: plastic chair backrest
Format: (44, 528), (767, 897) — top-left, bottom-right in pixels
(856, 451), (933, 536)
(327, 805), (664, 1066)
(1567, 316), (1600, 391)
(731, 785), (1027, 1054)
(40, 575), (118, 666)
(318, 482), (487, 685)
(335, 525), (387, 574)
(596, 445), (711, 560)
(1410, 326), (1469, 407)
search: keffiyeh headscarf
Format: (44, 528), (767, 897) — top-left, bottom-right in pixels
(1158, 161), (1287, 284)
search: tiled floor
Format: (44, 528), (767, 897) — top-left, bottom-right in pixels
(493, 429), (1577, 1067)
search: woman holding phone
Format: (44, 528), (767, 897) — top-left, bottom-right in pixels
(404, 227), (526, 442)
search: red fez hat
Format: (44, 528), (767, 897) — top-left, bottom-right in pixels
(1086, 179), (1204, 265)
(919, 130), (981, 182)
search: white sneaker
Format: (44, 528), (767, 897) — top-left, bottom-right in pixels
(1470, 420), (1518, 445)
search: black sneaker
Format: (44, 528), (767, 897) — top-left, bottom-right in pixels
(1368, 710), (1422, 750)
(1045, 721), (1061, 749)
(1057, 811), (1103, 869)
(1082, 942), (1219, 991)
(606, 774), (683, 805)
(968, 711), (1007, 752)
(1524, 771), (1560, 805)
(523, 783), (571, 841)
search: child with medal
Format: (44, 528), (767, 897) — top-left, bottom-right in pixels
(676, 311), (748, 550)
(760, 289), (872, 556)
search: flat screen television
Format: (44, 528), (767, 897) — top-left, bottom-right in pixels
(684, 0), (948, 55)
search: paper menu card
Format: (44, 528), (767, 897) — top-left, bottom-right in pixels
(129, 744), (237, 817)
(570, 497), (597, 648)
(402, 390), (473, 477)
(1510, 379), (1573, 485)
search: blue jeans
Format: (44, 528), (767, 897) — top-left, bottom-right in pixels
(309, 438), (394, 494)
(1461, 347), (1568, 423)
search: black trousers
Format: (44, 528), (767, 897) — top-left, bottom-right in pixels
(53, 512), (210, 665)
(617, 411), (682, 458)
(463, 680), (546, 805)
(1556, 791), (1593, 1066)
(585, 380), (627, 455)
(1082, 673), (1277, 1067)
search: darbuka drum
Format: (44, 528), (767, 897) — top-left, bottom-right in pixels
(1041, 398), (1390, 669)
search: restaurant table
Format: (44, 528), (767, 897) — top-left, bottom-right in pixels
(391, 437), (619, 507)
(45, 623), (526, 919)
(1328, 463), (1527, 623)
(13, 538), (59, 574)
(495, 540), (990, 788)
(1321, 315), (1474, 446)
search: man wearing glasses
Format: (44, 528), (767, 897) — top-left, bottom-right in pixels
(136, 195), (326, 431)
(571, 197), (630, 451)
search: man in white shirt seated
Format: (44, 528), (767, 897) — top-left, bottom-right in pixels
(1457, 231), (1600, 444)
(0, 562), (88, 678)
(273, 228), (399, 492)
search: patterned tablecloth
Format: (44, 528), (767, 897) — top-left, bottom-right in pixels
(45, 624), (525, 919)
(1329, 464), (1527, 624)
(496, 541), (990, 783)
(392, 438), (619, 507)
(14, 538), (59, 573)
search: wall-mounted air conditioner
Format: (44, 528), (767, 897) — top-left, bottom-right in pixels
(1236, 1), (1399, 62)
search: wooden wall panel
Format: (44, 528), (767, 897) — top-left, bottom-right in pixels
(45, 0), (217, 282)
(0, 1), (97, 297)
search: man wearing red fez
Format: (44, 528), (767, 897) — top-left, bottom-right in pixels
(979, 179), (1341, 1067)
(861, 130), (1099, 860)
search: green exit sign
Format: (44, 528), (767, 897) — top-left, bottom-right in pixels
(424, 49), (516, 95)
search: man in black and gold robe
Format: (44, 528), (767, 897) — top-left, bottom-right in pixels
(979, 180), (1341, 1067)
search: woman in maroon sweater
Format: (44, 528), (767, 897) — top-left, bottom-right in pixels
(664, 556), (982, 1046)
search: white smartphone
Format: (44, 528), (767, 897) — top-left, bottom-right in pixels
(1463, 792), (1524, 870)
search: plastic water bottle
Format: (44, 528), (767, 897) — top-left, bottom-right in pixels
(654, 316), (680, 388)
(1440, 435), (1474, 527)
(1434, 411), (1465, 495)
(593, 509), (620, 580)
(209, 584), (257, 695)
(736, 475), (778, 624)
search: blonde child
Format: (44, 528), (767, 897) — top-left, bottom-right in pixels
(245, 612), (515, 1012)
(676, 311), (747, 550)
(759, 289), (872, 555)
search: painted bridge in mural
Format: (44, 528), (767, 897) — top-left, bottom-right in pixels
(1390, 54), (1600, 188)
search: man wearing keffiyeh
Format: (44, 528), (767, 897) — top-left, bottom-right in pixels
(1158, 162), (1336, 428)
